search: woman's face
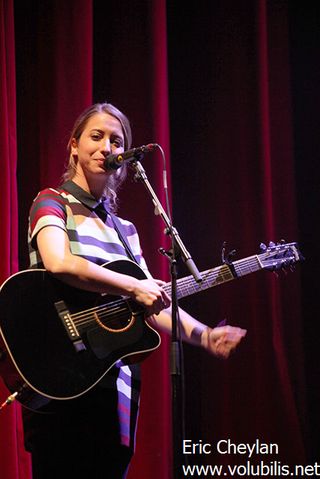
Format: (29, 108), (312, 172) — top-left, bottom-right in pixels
(71, 112), (125, 179)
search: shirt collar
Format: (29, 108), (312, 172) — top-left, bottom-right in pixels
(60, 180), (108, 210)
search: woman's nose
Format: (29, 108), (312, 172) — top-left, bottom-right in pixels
(100, 138), (111, 155)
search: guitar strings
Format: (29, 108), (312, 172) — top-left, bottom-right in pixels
(72, 302), (131, 327)
(68, 255), (269, 329)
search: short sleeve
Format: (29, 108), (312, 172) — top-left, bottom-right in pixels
(29, 188), (67, 247)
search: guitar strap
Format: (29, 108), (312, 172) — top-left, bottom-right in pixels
(56, 183), (139, 265)
(108, 212), (139, 264)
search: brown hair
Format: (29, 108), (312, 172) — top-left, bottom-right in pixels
(62, 102), (132, 210)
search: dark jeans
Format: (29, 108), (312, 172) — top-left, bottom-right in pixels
(23, 387), (133, 479)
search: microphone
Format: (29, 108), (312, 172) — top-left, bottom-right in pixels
(104, 143), (157, 170)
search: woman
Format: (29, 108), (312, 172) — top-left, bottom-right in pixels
(23, 102), (246, 478)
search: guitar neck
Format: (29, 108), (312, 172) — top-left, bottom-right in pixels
(163, 254), (262, 300)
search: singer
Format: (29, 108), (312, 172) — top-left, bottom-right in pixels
(22, 102), (246, 479)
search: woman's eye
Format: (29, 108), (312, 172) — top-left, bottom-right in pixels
(112, 138), (123, 148)
(91, 134), (101, 141)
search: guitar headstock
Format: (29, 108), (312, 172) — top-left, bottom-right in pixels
(258, 241), (303, 272)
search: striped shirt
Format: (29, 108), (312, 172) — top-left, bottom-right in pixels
(28, 180), (146, 449)
(29, 181), (149, 272)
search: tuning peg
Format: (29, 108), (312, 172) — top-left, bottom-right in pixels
(260, 243), (267, 251)
(228, 249), (237, 260)
(269, 241), (276, 248)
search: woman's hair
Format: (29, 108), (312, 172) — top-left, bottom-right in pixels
(62, 102), (132, 211)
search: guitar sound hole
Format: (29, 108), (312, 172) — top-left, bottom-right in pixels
(94, 311), (136, 333)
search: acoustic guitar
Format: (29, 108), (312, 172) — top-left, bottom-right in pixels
(0, 241), (302, 410)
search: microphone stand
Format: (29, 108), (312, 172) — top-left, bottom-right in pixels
(130, 159), (202, 479)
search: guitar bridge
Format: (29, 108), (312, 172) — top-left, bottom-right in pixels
(54, 300), (86, 352)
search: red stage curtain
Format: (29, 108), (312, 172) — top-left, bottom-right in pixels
(15, 0), (93, 269)
(0, 1), (92, 478)
(0, 1), (313, 478)
(167, 0), (306, 468)
(0, 1), (31, 477)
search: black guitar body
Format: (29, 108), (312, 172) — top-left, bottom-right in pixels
(0, 260), (160, 410)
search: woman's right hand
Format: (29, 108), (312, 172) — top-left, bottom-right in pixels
(131, 278), (171, 315)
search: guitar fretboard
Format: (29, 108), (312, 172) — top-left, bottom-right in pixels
(163, 254), (261, 300)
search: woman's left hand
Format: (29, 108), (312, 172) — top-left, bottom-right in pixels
(202, 325), (247, 359)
